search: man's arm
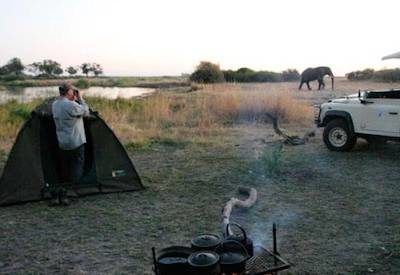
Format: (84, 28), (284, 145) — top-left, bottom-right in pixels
(68, 100), (90, 117)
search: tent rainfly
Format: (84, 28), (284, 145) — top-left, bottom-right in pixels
(0, 98), (144, 206)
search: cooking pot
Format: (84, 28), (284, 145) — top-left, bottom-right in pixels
(155, 246), (193, 275)
(188, 250), (221, 275)
(191, 234), (221, 251)
(225, 223), (254, 257)
(216, 240), (249, 274)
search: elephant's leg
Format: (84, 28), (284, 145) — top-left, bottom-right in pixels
(307, 82), (311, 90)
(318, 79), (325, 90)
(299, 81), (304, 90)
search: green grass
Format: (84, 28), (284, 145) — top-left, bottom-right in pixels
(1, 125), (400, 274)
(0, 100), (40, 149)
(124, 138), (153, 151)
(260, 142), (283, 176)
(0, 76), (189, 88)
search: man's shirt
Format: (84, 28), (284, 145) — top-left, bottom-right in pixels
(52, 97), (90, 150)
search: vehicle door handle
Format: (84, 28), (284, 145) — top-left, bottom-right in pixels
(389, 112), (398, 115)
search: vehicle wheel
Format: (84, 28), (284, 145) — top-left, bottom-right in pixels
(323, 119), (356, 151)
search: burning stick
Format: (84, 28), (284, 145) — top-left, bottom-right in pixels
(222, 187), (258, 235)
(264, 112), (315, 145)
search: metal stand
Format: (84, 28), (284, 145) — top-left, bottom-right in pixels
(151, 223), (290, 275)
(245, 223), (290, 275)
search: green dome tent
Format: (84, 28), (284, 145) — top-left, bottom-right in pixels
(0, 98), (143, 206)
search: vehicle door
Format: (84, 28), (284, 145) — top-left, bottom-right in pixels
(360, 99), (400, 136)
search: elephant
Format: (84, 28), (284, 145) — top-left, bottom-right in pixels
(298, 66), (334, 90)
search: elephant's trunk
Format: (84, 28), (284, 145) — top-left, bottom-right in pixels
(331, 76), (334, 90)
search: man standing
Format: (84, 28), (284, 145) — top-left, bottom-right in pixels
(51, 83), (90, 206)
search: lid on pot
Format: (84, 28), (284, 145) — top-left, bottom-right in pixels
(220, 251), (247, 265)
(191, 234), (221, 248)
(157, 246), (193, 258)
(188, 251), (220, 267)
(216, 240), (249, 265)
(158, 256), (187, 265)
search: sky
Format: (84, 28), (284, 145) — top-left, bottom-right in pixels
(1, 0), (400, 76)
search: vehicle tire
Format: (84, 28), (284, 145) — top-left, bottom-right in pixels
(323, 119), (357, 151)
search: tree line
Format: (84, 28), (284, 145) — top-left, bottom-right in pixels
(0, 57), (103, 78)
(189, 61), (300, 83)
(346, 68), (400, 82)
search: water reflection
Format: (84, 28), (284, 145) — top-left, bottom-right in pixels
(0, 86), (154, 104)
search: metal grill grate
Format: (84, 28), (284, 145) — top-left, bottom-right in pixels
(245, 246), (290, 275)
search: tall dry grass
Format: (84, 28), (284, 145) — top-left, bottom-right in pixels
(200, 83), (313, 124)
(4, 78), (399, 155)
(0, 99), (40, 153)
(0, 83), (313, 153)
(93, 84), (313, 146)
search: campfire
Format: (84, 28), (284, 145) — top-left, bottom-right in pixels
(151, 187), (290, 275)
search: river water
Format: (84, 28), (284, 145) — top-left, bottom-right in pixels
(0, 86), (154, 104)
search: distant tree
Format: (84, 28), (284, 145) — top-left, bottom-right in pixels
(235, 67), (255, 82)
(80, 63), (92, 77)
(53, 66), (63, 76)
(0, 57), (25, 75)
(0, 66), (6, 75)
(282, 69), (300, 81)
(91, 63), (103, 76)
(28, 62), (42, 76)
(66, 66), (78, 76)
(223, 67), (284, 83)
(28, 59), (63, 77)
(222, 70), (236, 82)
(40, 60), (62, 76)
(346, 68), (375, 81)
(190, 61), (225, 83)
(236, 67), (254, 74)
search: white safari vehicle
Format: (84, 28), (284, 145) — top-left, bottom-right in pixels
(316, 89), (400, 151)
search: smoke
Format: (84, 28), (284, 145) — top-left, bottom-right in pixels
(249, 208), (299, 248)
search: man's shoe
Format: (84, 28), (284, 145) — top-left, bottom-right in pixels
(59, 189), (70, 206)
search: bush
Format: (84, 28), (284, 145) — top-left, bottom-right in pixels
(0, 74), (26, 82)
(223, 70), (236, 82)
(261, 143), (283, 176)
(190, 61), (225, 83)
(75, 78), (90, 89)
(346, 68), (375, 81)
(372, 68), (400, 82)
(282, 69), (300, 81)
(108, 78), (124, 86)
(254, 71), (281, 82)
(222, 68), (282, 83)
(346, 68), (400, 82)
